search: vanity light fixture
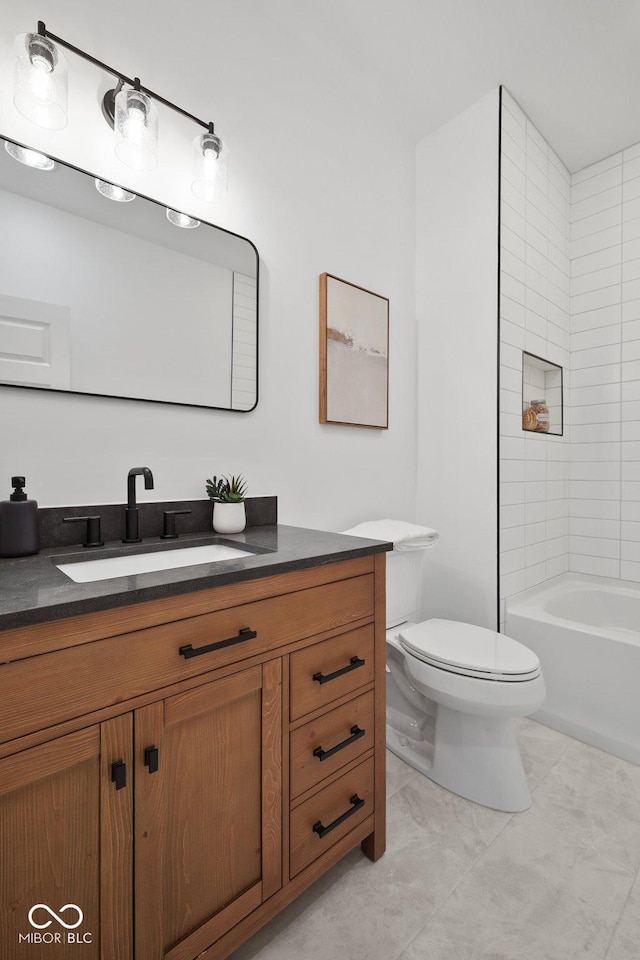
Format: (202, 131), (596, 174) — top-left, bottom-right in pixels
(4, 141), (54, 170)
(95, 178), (136, 202)
(13, 22), (228, 198)
(166, 208), (200, 228)
(13, 31), (68, 130)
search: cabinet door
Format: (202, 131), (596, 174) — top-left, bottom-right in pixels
(135, 660), (282, 960)
(0, 715), (133, 960)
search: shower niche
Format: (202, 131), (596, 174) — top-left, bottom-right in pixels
(521, 352), (563, 436)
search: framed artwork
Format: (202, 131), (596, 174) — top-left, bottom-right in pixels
(319, 273), (389, 429)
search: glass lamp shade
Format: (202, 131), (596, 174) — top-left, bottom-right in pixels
(114, 86), (158, 171)
(95, 179), (136, 202)
(191, 131), (228, 202)
(13, 33), (68, 130)
(166, 208), (200, 228)
(5, 141), (55, 170)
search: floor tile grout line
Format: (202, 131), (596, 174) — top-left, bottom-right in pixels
(526, 808), (638, 875)
(602, 867), (638, 960)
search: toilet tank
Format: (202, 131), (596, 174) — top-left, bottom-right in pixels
(385, 548), (425, 628)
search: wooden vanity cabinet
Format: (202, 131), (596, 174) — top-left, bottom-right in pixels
(0, 553), (385, 960)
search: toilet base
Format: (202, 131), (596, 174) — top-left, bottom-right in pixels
(387, 704), (532, 813)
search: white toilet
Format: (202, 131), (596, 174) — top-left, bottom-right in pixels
(384, 546), (545, 812)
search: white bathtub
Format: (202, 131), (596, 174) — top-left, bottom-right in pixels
(505, 573), (640, 766)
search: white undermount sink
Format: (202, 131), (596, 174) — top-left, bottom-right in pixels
(56, 543), (256, 583)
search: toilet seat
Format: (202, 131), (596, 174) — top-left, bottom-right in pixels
(399, 618), (541, 682)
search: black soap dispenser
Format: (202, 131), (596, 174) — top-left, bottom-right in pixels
(0, 477), (41, 557)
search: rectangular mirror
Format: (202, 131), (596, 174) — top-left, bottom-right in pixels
(0, 135), (258, 411)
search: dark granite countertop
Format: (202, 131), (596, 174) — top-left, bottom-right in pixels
(0, 524), (391, 632)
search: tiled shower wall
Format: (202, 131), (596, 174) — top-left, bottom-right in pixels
(499, 90), (571, 627)
(499, 91), (640, 623)
(569, 147), (640, 581)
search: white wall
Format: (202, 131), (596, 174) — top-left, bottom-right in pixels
(415, 89), (499, 629)
(498, 90), (572, 628)
(0, 1), (417, 529)
(568, 145), (640, 582)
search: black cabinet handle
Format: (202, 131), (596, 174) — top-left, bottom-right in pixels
(313, 656), (365, 685)
(144, 745), (159, 774)
(179, 627), (257, 659)
(111, 759), (126, 790)
(312, 795), (365, 839)
(313, 725), (365, 762)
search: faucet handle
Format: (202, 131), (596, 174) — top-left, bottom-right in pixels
(63, 515), (104, 548)
(161, 509), (191, 540)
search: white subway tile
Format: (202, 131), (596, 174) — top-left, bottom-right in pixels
(525, 481), (547, 503)
(622, 299), (640, 322)
(524, 459), (546, 482)
(570, 535), (620, 559)
(622, 257), (640, 282)
(621, 541), (640, 562)
(571, 246), (622, 278)
(623, 216), (640, 242)
(502, 155), (526, 194)
(526, 541), (547, 567)
(527, 134), (548, 171)
(571, 186), (622, 224)
(501, 525), (525, 552)
(549, 147), (570, 184)
(501, 435), (526, 460)
(571, 343), (621, 369)
(623, 279), (640, 303)
(569, 498), (620, 520)
(501, 459), (526, 483)
(623, 175), (640, 202)
(501, 272), (526, 305)
(501, 343), (523, 371)
(622, 400), (640, 421)
(571, 364), (619, 388)
(570, 517), (620, 539)
(571, 286), (621, 316)
(501, 249), (526, 283)
(502, 227), (527, 261)
(500, 295), (526, 327)
(501, 320), (525, 350)
(622, 341), (640, 363)
(501, 388), (522, 417)
(622, 440), (640, 459)
(572, 326), (621, 351)
(623, 358), (640, 381)
(546, 498), (569, 520)
(570, 461), (620, 482)
(570, 555), (621, 577)
(501, 203), (526, 237)
(571, 266), (621, 297)
(546, 555), (568, 578)
(622, 480), (640, 500)
(622, 501), (640, 521)
(525, 562), (547, 588)
(572, 153), (621, 185)
(501, 179), (526, 216)
(571, 165), (622, 203)
(623, 421), (640, 440)
(620, 560), (640, 581)
(571, 304), (621, 333)
(621, 520), (640, 541)
(500, 569), (527, 597)
(525, 436), (548, 460)
(502, 132), (526, 171)
(571, 382), (620, 406)
(525, 200), (548, 237)
(500, 364), (522, 394)
(502, 104), (526, 145)
(546, 480), (568, 500)
(526, 160), (548, 197)
(526, 501), (546, 524)
(571, 206), (621, 241)
(623, 319), (640, 341)
(569, 479), (621, 500)
(623, 237), (640, 262)
(569, 403), (620, 425)
(623, 142), (640, 162)
(526, 179), (548, 216)
(624, 154), (640, 182)
(548, 201), (569, 239)
(546, 536), (568, 561)
(501, 503), (526, 528)
(622, 381), (640, 402)
(546, 517), (569, 539)
(571, 441), (620, 461)
(623, 462), (640, 481)
(569, 225), (622, 259)
(501, 546), (526, 574)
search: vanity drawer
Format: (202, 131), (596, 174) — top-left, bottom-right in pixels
(289, 625), (375, 721)
(290, 756), (374, 877)
(290, 690), (374, 799)
(0, 574), (374, 744)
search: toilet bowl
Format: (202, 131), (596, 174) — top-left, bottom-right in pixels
(341, 520), (546, 813)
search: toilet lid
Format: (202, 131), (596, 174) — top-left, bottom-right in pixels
(399, 619), (540, 679)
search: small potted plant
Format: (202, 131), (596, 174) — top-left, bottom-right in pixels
(206, 473), (248, 534)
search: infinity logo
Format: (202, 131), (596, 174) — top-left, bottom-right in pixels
(28, 904), (84, 930)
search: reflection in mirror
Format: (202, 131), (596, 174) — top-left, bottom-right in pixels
(0, 136), (258, 411)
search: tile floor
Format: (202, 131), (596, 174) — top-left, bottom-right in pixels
(231, 720), (640, 960)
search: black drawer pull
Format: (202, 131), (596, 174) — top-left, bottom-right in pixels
(179, 627), (257, 659)
(111, 759), (126, 790)
(312, 794), (365, 839)
(144, 745), (159, 774)
(313, 656), (365, 685)
(313, 725), (366, 762)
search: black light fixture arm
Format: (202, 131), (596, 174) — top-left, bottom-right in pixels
(36, 21), (214, 133)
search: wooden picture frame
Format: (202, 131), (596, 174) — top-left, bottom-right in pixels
(319, 273), (389, 429)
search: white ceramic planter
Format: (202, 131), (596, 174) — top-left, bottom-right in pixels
(212, 501), (246, 534)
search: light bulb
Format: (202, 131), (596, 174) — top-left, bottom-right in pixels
(4, 141), (54, 170)
(114, 86), (158, 171)
(95, 179), (136, 202)
(166, 208), (200, 228)
(191, 131), (228, 202)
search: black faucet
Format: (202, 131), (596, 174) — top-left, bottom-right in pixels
(123, 467), (154, 543)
